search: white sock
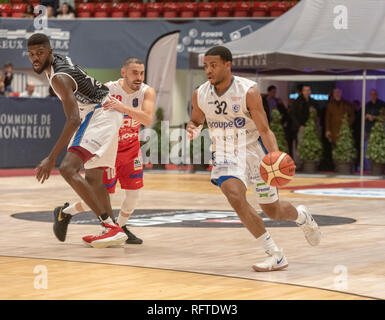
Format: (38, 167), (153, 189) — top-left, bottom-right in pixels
(98, 213), (115, 226)
(295, 207), (307, 225)
(117, 210), (133, 227)
(63, 201), (90, 215)
(256, 232), (280, 255)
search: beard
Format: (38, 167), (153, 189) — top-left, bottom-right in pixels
(33, 58), (50, 74)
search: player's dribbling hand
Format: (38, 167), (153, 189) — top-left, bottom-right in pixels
(186, 121), (203, 140)
(36, 157), (55, 184)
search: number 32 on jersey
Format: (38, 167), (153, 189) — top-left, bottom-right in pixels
(214, 100), (228, 115)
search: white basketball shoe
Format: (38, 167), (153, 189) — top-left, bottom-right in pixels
(252, 249), (289, 272)
(296, 205), (321, 246)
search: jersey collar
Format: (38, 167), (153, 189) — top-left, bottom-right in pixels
(212, 76), (234, 98)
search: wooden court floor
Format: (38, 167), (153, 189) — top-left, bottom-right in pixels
(0, 171), (384, 300)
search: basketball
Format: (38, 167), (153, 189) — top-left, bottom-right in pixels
(260, 151), (296, 187)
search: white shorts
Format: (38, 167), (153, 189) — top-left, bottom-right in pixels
(68, 104), (123, 169)
(210, 140), (279, 204)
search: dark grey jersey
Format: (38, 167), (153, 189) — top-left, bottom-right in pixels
(48, 54), (109, 106)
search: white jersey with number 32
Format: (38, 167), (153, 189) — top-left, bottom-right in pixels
(197, 76), (262, 155)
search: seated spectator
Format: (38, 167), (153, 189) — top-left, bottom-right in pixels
(41, 0), (58, 15)
(3, 62), (14, 93)
(19, 82), (41, 98)
(57, 2), (75, 19)
(325, 88), (354, 146)
(23, 4), (35, 18)
(46, 5), (56, 18)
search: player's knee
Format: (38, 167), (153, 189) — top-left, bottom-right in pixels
(121, 189), (140, 213)
(225, 190), (246, 211)
(59, 163), (75, 179)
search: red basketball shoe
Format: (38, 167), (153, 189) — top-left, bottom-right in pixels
(82, 223), (128, 248)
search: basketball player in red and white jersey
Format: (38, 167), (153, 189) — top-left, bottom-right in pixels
(59, 58), (156, 245)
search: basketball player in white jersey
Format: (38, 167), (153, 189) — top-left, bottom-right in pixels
(60, 58), (156, 246)
(187, 46), (321, 271)
(27, 33), (128, 248)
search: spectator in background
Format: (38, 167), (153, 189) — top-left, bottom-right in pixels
(59, 0), (74, 8)
(362, 89), (385, 170)
(46, 5), (56, 18)
(365, 89), (385, 135)
(262, 85), (288, 123)
(57, 2), (75, 19)
(0, 76), (5, 95)
(19, 82), (41, 98)
(290, 84), (319, 167)
(23, 3), (35, 18)
(325, 88), (354, 146)
(295, 83), (303, 98)
(262, 85), (291, 152)
(40, 0), (58, 15)
(3, 62), (14, 93)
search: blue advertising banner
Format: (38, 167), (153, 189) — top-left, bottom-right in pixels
(0, 18), (271, 69)
(0, 96), (65, 168)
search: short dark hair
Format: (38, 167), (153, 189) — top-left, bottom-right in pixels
(3, 61), (13, 68)
(267, 85), (276, 92)
(205, 46), (232, 62)
(122, 58), (144, 68)
(27, 33), (51, 47)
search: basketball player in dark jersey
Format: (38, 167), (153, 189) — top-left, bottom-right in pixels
(27, 33), (128, 248)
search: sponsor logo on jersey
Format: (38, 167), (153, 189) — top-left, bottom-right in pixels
(74, 91), (93, 104)
(207, 117), (245, 129)
(132, 98), (139, 108)
(232, 104), (240, 113)
(134, 157), (143, 170)
(122, 118), (140, 128)
(256, 187), (271, 193)
(231, 96), (242, 102)
(234, 117), (246, 128)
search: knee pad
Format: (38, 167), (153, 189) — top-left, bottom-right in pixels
(120, 189), (140, 214)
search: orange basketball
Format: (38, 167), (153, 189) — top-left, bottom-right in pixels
(260, 151), (296, 187)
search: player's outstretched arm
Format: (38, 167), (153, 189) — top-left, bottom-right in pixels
(187, 89), (205, 140)
(246, 86), (279, 153)
(36, 74), (80, 184)
(103, 87), (156, 126)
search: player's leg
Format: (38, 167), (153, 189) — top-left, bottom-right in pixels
(85, 168), (115, 222)
(259, 200), (321, 246)
(62, 200), (89, 215)
(115, 151), (143, 244)
(219, 177), (288, 272)
(53, 150), (107, 242)
(59, 151), (106, 215)
(117, 189), (142, 244)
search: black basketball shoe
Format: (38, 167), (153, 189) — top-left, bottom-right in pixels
(53, 203), (72, 242)
(121, 225), (143, 244)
